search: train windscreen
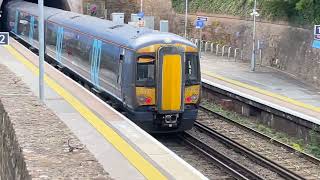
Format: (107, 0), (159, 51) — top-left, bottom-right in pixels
(185, 53), (200, 85)
(136, 56), (155, 87)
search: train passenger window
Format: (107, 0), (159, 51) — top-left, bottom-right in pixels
(185, 53), (200, 85)
(45, 23), (57, 47)
(100, 44), (119, 84)
(136, 56), (155, 87)
(8, 9), (17, 32)
(17, 13), (30, 37)
(32, 18), (39, 41)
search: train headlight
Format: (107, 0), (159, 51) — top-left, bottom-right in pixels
(137, 96), (153, 105)
(185, 94), (199, 104)
(184, 85), (201, 104)
(136, 87), (155, 106)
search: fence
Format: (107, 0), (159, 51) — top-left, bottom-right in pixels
(188, 37), (244, 61)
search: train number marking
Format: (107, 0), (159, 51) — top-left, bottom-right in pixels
(0, 32), (9, 45)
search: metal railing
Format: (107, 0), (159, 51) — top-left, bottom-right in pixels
(186, 37), (244, 61)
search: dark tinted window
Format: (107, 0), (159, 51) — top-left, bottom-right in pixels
(100, 43), (119, 84)
(185, 53), (200, 85)
(136, 57), (155, 87)
(16, 12), (30, 37)
(12, 12), (38, 42)
(45, 25), (93, 74)
(46, 22), (57, 47)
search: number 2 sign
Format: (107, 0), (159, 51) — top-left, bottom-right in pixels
(0, 32), (9, 46)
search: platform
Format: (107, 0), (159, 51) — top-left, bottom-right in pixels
(201, 53), (320, 124)
(0, 38), (207, 180)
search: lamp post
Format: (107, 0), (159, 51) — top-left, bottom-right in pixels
(140, 0), (143, 12)
(250, 0), (259, 72)
(184, 0), (188, 38)
(38, 0), (45, 101)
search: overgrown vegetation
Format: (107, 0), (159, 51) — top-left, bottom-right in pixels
(201, 99), (320, 159)
(172, 0), (320, 25)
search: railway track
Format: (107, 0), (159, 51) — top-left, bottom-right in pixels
(160, 126), (286, 179)
(157, 134), (234, 179)
(197, 105), (320, 179)
(178, 132), (265, 180)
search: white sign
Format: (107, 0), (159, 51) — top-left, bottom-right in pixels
(0, 32), (9, 46)
(197, 16), (208, 22)
(314, 25), (320, 40)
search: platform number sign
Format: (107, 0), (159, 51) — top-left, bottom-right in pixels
(314, 25), (320, 40)
(0, 32), (9, 46)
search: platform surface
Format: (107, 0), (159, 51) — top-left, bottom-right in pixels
(201, 53), (320, 123)
(0, 38), (207, 180)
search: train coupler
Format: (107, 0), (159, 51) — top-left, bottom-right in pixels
(157, 114), (179, 128)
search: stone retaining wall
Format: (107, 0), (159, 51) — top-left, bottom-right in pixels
(102, 0), (320, 89)
(0, 64), (111, 179)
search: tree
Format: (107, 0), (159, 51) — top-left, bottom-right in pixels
(262, 0), (320, 25)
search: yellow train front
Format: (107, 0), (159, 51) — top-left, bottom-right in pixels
(4, 1), (201, 133)
(132, 36), (201, 133)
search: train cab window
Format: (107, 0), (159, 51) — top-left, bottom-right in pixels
(136, 56), (155, 87)
(185, 53), (200, 85)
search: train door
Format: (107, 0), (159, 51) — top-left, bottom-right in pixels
(156, 46), (185, 113)
(115, 48), (125, 99)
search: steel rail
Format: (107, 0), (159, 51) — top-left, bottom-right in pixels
(178, 133), (264, 180)
(196, 107), (308, 180)
(200, 105), (320, 165)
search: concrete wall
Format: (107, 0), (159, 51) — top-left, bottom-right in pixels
(67, 0), (83, 12)
(0, 64), (110, 179)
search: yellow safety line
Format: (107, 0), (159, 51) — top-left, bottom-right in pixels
(203, 70), (320, 113)
(4, 45), (167, 180)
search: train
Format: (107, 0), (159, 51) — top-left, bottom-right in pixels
(3, 0), (201, 133)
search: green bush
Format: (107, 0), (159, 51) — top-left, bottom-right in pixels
(172, 0), (320, 25)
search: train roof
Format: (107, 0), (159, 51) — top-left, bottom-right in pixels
(6, 0), (65, 19)
(7, 0), (196, 51)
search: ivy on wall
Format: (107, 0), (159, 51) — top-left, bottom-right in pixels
(172, 0), (320, 26)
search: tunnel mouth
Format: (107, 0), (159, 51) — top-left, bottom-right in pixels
(1, 0), (69, 10)
(1, 0), (70, 30)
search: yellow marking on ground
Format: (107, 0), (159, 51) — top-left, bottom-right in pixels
(4, 45), (167, 180)
(203, 70), (320, 112)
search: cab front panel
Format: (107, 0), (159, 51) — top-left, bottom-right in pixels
(131, 44), (201, 132)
